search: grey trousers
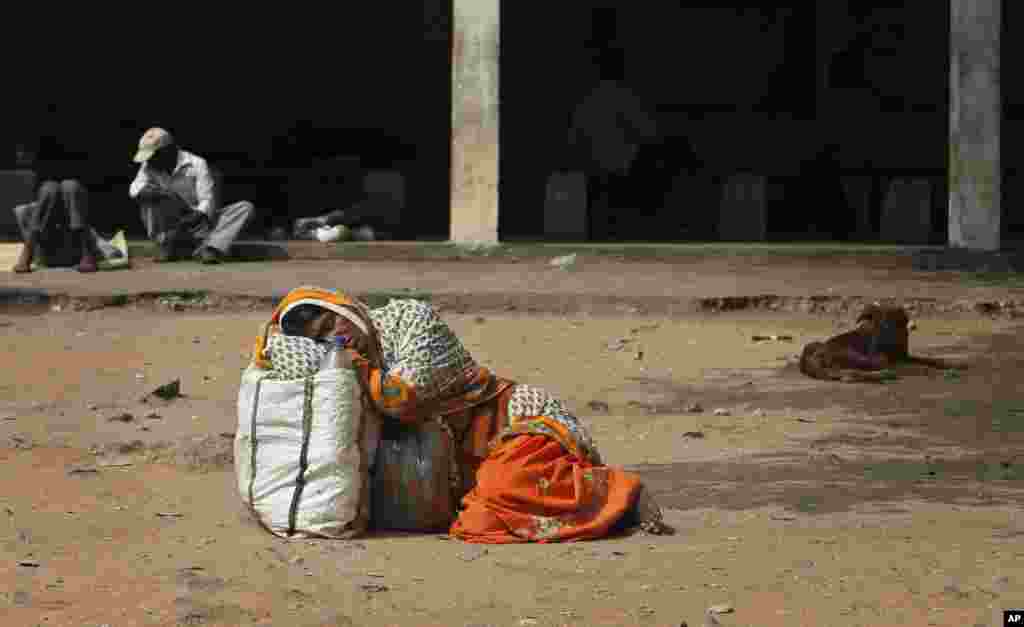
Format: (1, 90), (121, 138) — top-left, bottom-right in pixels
(140, 198), (255, 255)
(12, 180), (92, 264)
(12, 179), (89, 240)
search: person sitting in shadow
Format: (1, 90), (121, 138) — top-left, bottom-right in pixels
(10, 137), (98, 273)
(129, 127), (255, 264)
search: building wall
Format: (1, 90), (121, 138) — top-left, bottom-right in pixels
(500, 2), (964, 242)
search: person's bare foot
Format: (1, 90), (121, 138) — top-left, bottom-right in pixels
(633, 486), (673, 535)
(12, 239), (36, 273)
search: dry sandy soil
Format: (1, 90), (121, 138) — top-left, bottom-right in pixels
(1, 294), (1022, 627)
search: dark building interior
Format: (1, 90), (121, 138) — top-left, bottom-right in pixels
(0, 2), (453, 241)
(0, 1), (1019, 244)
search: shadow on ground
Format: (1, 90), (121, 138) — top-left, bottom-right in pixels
(635, 453), (1024, 516)
(630, 325), (1024, 516)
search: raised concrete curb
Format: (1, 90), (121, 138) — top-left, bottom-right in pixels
(6, 288), (1020, 320)
(912, 248), (1024, 273)
(128, 240), (944, 264)
(0, 287), (52, 306)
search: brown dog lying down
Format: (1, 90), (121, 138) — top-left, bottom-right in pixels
(799, 303), (968, 383)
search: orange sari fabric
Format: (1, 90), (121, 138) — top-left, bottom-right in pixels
(449, 434), (643, 544)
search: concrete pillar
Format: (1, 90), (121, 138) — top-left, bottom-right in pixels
(450, 0), (500, 243)
(949, 0), (1000, 250)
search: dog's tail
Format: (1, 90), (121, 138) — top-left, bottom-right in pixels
(905, 355), (968, 371)
(798, 342), (823, 377)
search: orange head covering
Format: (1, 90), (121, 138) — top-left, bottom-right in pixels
(252, 286), (382, 370)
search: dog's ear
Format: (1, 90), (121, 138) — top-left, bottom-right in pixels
(881, 305), (910, 325)
(856, 303), (881, 325)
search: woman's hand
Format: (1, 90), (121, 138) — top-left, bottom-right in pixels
(328, 335), (356, 369)
(330, 316), (369, 355)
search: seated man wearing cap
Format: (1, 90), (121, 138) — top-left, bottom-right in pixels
(128, 127), (255, 264)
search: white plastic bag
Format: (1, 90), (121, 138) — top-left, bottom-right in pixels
(314, 225), (350, 243)
(89, 228), (131, 270)
(235, 365), (380, 539)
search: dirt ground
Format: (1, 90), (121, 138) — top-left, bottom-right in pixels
(1, 287), (1022, 627)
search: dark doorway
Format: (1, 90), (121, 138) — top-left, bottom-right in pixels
(499, 2), (952, 244)
(499, 4), (813, 242)
(1, 3), (453, 242)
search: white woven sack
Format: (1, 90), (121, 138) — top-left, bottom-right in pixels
(235, 365), (380, 538)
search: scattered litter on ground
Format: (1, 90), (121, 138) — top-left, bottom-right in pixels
(606, 338), (633, 351)
(107, 412), (135, 423)
(587, 401), (610, 413)
(9, 435), (34, 450)
(458, 547), (488, 562)
(942, 577), (968, 598)
(752, 334), (793, 342)
(549, 253), (578, 270)
(682, 431), (706, 439)
(360, 582), (389, 593)
(458, 241), (502, 257)
(630, 324), (660, 334)
(67, 467), (99, 476)
(685, 403), (704, 413)
(149, 379), (182, 401)
(713, 408), (731, 416)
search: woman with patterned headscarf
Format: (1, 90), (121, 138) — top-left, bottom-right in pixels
(252, 286), (669, 543)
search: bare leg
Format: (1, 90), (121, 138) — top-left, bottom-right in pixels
(60, 180), (97, 273)
(11, 203), (40, 273)
(630, 486), (673, 535)
(13, 182), (61, 272)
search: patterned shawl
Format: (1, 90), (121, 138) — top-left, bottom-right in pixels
(252, 286), (384, 370)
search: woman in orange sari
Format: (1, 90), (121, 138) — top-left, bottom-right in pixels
(253, 286), (670, 543)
